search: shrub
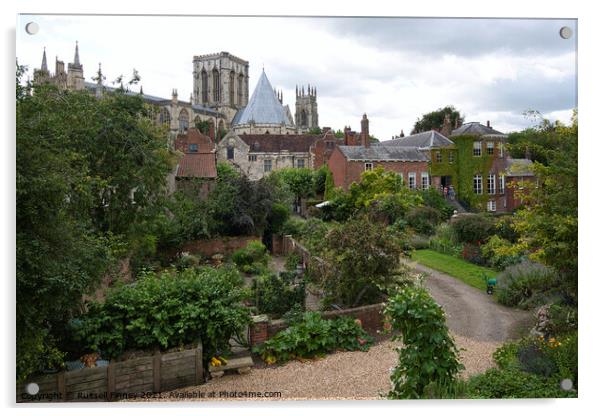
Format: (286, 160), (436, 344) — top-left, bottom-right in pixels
(421, 188), (455, 220)
(547, 303), (578, 336)
(496, 260), (557, 308)
(231, 241), (269, 274)
(542, 333), (578, 383)
(70, 266), (250, 364)
(493, 341), (519, 370)
(408, 234), (430, 250)
(494, 215), (519, 243)
(480, 235), (524, 270)
(405, 206), (441, 235)
(428, 223), (462, 257)
(279, 216), (306, 237)
(467, 368), (576, 398)
(252, 273), (305, 318)
(517, 338), (557, 377)
(450, 214), (495, 244)
(285, 253), (303, 271)
(253, 312), (373, 364)
(385, 286), (464, 399)
(266, 202), (290, 236)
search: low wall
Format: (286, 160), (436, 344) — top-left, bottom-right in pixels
(250, 303), (386, 346)
(181, 236), (260, 258)
(17, 344), (204, 403)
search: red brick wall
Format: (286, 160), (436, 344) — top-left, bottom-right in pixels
(181, 236), (260, 257)
(328, 148), (429, 190)
(506, 176), (536, 211)
(249, 303), (386, 346)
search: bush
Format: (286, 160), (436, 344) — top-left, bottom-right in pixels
(231, 241), (269, 274)
(285, 253), (302, 272)
(493, 341), (519, 370)
(451, 214), (495, 244)
(253, 312), (373, 364)
(421, 188), (455, 220)
(480, 235), (524, 270)
(408, 234), (430, 250)
(405, 206), (441, 235)
(428, 223), (462, 257)
(547, 303), (578, 336)
(494, 215), (519, 243)
(496, 260), (557, 308)
(252, 273), (305, 318)
(279, 216), (306, 237)
(467, 367), (576, 398)
(385, 286), (464, 399)
(70, 266), (250, 364)
(266, 202), (290, 236)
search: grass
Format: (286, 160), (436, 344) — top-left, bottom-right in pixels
(411, 249), (495, 291)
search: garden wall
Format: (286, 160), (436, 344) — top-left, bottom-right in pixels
(181, 236), (260, 257)
(249, 303), (386, 346)
(17, 344), (204, 403)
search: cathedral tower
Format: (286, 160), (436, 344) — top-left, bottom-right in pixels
(295, 84), (319, 133)
(67, 41), (85, 90)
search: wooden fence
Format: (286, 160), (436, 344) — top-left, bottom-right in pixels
(17, 343), (204, 403)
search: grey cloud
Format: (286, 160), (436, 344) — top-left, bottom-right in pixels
(323, 17), (577, 58)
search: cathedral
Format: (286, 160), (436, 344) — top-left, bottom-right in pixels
(32, 45), (320, 139)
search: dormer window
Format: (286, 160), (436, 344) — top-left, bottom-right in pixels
(188, 143), (198, 153)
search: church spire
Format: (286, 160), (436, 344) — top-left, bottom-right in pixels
(73, 41), (80, 66)
(41, 47), (48, 71)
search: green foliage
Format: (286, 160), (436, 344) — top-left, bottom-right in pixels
(480, 235), (524, 270)
(195, 119), (211, 135)
(547, 304), (578, 336)
(466, 368), (576, 398)
(279, 216), (306, 237)
(311, 215), (408, 307)
(450, 214), (495, 244)
(412, 105), (463, 134)
(385, 286), (464, 399)
(16, 70), (175, 381)
(231, 241), (269, 274)
(323, 167), (336, 200)
(292, 218), (332, 254)
(494, 215), (519, 243)
(266, 202), (290, 236)
(285, 253), (303, 271)
(428, 223), (462, 257)
(253, 312), (373, 364)
(405, 206), (442, 235)
(313, 164), (329, 196)
(493, 341), (520, 370)
(269, 168), (316, 202)
(420, 188), (454, 219)
(495, 260), (557, 308)
(252, 273), (305, 318)
(307, 127), (323, 135)
(71, 266), (250, 363)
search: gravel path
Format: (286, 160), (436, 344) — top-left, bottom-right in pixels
(129, 257), (531, 401)
(408, 259), (532, 342)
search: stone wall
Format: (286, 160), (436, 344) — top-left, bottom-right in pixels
(181, 236), (260, 258)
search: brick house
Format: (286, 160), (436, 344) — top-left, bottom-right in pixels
(173, 128), (217, 198)
(505, 158), (537, 211)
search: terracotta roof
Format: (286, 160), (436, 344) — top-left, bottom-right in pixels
(176, 153), (217, 178)
(175, 128), (215, 153)
(238, 134), (322, 153)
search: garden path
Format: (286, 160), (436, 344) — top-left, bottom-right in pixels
(406, 259), (532, 342)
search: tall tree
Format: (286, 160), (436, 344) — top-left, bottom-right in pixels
(412, 106), (463, 134)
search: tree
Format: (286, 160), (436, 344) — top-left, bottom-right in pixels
(16, 68), (176, 381)
(412, 106), (463, 134)
(307, 127), (322, 135)
(511, 111), (578, 303)
(310, 215), (409, 307)
(195, 119), (211, 135)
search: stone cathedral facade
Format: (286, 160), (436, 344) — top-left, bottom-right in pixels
(295, 84), (319, 132)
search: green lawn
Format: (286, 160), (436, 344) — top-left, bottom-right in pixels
(411, 249), (495, 291)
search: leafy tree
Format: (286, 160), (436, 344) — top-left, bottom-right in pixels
(195, 119), (212, 135)
(307, 127), (323, 135)
(511, 111), (578, 303)
(412, 105), (463, 134)
(269, 168), (316, 202)
(310, 215), (409, 307)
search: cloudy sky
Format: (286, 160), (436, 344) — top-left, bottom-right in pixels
(16, 15), (577, 139)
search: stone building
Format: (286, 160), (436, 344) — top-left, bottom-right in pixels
(230, 70), (297, 135)
(192, 52), (249, 124)
(295, 84), (319, 132)
(33, 43), (85, 91)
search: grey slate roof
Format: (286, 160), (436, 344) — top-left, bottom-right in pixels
(505, 158), (535, 177)
(379, 130), (454, 149)
(232, 70), (293, 126)
(451, 122), (505, 137)
(338, 145), (428, 162)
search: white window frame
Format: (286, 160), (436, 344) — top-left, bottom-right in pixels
(448, 151), (454, 163)
(487, 141), (494, 155)
(473, 141), (482, 157)
(408, 172), (416, 189)
(264, 159), (272, 173)
(487, 200), (497, 212)
(248, 155), (257, 162)
(364, 162), (373, 171)
(474, 174), (483, 194)
(435, 151), (442, 163)
(421, 172), (430, 190)
(499, 175), (505, 195)
(487, 173), (496, 195)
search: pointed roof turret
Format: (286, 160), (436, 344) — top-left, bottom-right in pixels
(232, 71), (292, 126)
(73, 41), (81, 66)
(41, 47), (48, 71)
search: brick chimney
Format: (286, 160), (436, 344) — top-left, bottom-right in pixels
(486, 120), (491, 128)
(344, 126), (352, 145)
(360, 113), (370, 148)
(440, 113), (452, 137)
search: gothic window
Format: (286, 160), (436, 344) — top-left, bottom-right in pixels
(238, 74), (244, 105)
(201, 69), (208, 103)
(227, 146), (234, 160)
(229, 71), (235, 105)
(159, 107), (170, 127)
(212, 68), (220, 102)
(301, 109), (307, 126)
(178, 109), (189, 133)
